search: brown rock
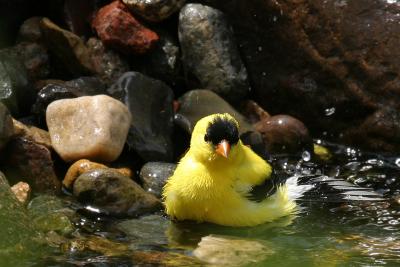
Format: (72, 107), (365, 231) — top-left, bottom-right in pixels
(241, 100), (271, 124)
(40, 17), (94, 77)
(63, 159), (132, 189)
(255, 115), (312, 154)
(11, 182), (31, 205)
(202, 0), (400, 152)
(92, 1), (159, 55)
(12, 118), (52, 149)
(5, 137), (61, 193)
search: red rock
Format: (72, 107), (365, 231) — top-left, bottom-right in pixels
(92, 1), (159, 55)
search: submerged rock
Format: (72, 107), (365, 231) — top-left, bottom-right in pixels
(92, 1), (159, 55)
(17, 17), (43, 43)
(122, 0), (186, 22)
(46, 95), (131, 162)
(40, 17), (94, 77)
(13, 42), (50, 81)
(12, 118), (52, 148)
(139, 162), (176, 198)
(108, 72), (174, 162)
(178, 4), (249, 104)
(254, 115), (313, 154)
(0, 103), (14, 150)
(73, 169), (161, 216)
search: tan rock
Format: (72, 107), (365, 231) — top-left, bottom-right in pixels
(11, 182), (31, 205)
(12, 118), (52, 148)
(46, 95), (131, 162)
(63, 159), (132, 189)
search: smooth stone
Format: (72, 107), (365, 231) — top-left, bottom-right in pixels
(108, 72), (174, 162)
(122, 0), (186, 22)
(92, 1), (159, 55)
(73, 169), (161, 216)
(139, 162), (176, 198)
(63, 159), (132, 189)
(87, 37), (130, 86)
(0, 103), (14, 150)
(240, 100), (271, 124)
(40, 17), (94, 77)
(175, 89), (253, 135)
(254, 115), (313, 154)
(11, 182), (31, 205)
(46, 95), (131, 162)
(178, 4), (249, 104)
(17, 17), (43, 43)
(4, 137), (61, 193)
(0, 49), (29, 115)
(32, 77), (107, 126)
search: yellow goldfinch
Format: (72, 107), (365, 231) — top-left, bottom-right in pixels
(163, 113), (296, 227)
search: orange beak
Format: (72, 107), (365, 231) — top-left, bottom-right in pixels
(215, 140), (230, 158)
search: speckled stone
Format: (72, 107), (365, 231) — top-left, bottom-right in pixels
(122, 0), (186, 22)
(11, 182), (31, 205)
(178, 4), (249, 104)
(46, 95), (131, 162)
(73, 169), (161, 216)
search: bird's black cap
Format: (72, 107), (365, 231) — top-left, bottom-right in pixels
(204, 116), (239, 145)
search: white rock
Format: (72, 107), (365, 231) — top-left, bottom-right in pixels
(46, 95), (131, 162)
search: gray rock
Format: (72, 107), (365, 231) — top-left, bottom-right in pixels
(73, 169), (161, 216)
(0, 103), (14, 150)
(178, 4), (249, 104)
(87, 37), (130, 86)
(140, 162), (176, 198)
(0, 49), (30, 115)
(122, 0), (186, 22)
(138, 30), (182, 88)
(108, 72), (175, 162)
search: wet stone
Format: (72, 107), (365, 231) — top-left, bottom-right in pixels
(87, 37), (130, 86)
(40, 17), (94, 77)
(108, 72), (174, 162)
(73, 169), (161, 216)
(0, 49), (29, 115)
(254, 115), (313, 154)
(178, 4), (249, 104)
(139, 162), (176, 198)
(63, 159), (132, 189)
(122, 0), (186, 22)
(138, 30), (182, 88)
(4, 137), (61, 193)
(0, 103), (14, 150)
(46, 95), (131, 162)
(92, 1), (159, 55)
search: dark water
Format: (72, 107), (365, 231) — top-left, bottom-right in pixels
(5, 141), (400, 266)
